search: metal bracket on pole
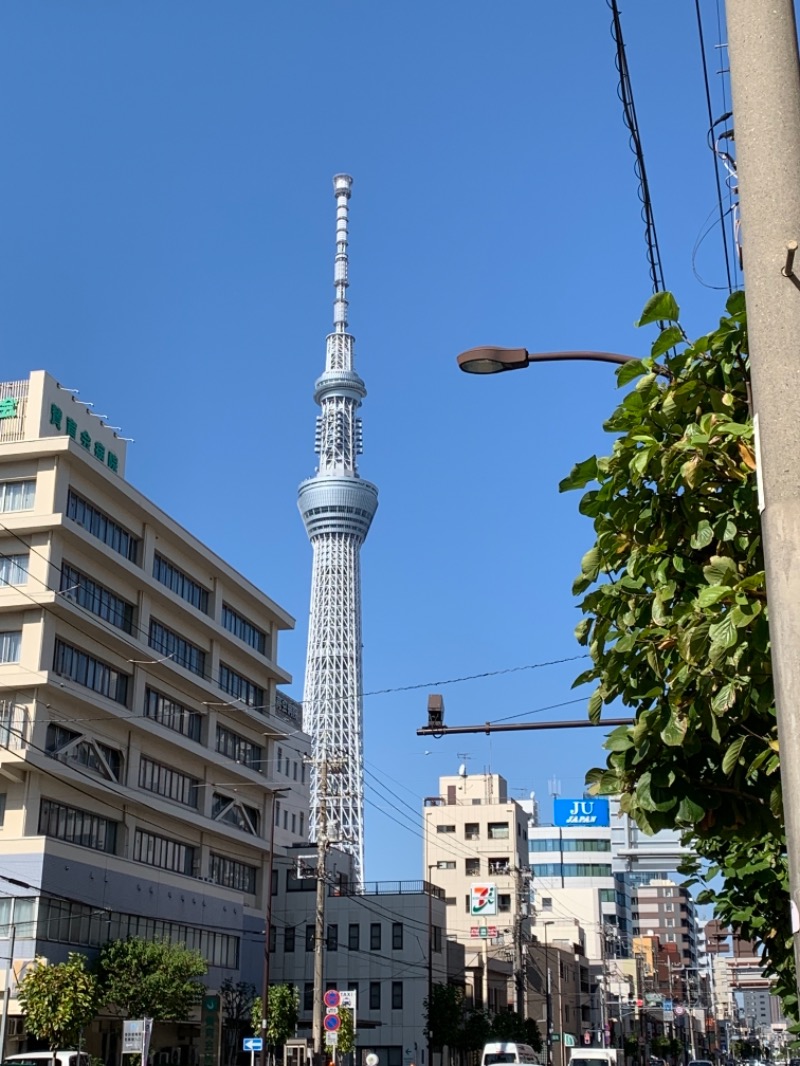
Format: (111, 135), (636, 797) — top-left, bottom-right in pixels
(782, 240), (798, 277)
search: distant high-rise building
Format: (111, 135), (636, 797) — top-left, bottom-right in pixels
(298, 175), (378, 880)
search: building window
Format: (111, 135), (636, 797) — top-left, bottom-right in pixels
(391, 981), (403, 1009)
(209, 853), (257, 893)
(152, 553), (209, 613)
(46, 723), (122, 781)
(268, 925), (276, 953)
(432, 925), (442, 952)
(465, 822), (479, 840)
(211, 794), (260, 835)
(53, 639), (129, 704)
(488, 822), (509, 840)
(370, 923), (381, 950)
(222, 603), (268, 656)
(60, 563), (134, 633)
(438, 861), (456, 870)
(327, 924), (338, 951)
(466, 858), (480, 876)
(369, 982), (381, 1010)
(216, 725), (262, 771)
(541, 897), (553, 909)
(39, 798), (117, 853)
(306, 925), (315, 951)
(488, 858), (510, 875)
(303, 983), (314, 1011)
(0, 793), (5, 827)
(0, 631), (21, 663)
(599, 889), (616, 903)
(0, 553), (28, 585)
(133, 828), (195, 876)
(139, 756), (198, 807)
(348, 924), (360, 951)
(562, 863), (612, 877)
(0, 480), (35, 512)
(149, 620), (206, 677)
(531, 864), (562, 878)
(285, 927), (295, 952)
(299, 812), (305, 837)
(498, 894), (512, 913)
(218, 663), (265, 710)
(144, 687), (202, 741)
(392, 922), (403, 950)
(437, 825), (456, 834)
(66, 489), (138, 561)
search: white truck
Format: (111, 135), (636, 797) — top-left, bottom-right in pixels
(568, 1050), (621, 1066)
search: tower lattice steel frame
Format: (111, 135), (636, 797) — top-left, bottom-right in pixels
(298, 174), (377, 880)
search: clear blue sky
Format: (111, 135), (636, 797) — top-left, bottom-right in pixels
(0, 2), (737, 880)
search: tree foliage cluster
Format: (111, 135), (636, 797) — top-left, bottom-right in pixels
(18, 937), (207, 1050)
(424, 983), (541, 1056)
(560, 292), (794, 1013)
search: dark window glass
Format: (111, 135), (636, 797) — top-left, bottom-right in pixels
(268, 926), (276, 953)
(370, 923), (381, 951)
(53, 639), (129, 705)
(391, 981), (403, 1009)
(46, 722), (122, 781)
(369, 982), (381, 1010)
(139, 756), (198, 807)
(133, 828), (195, 875)
(392, 922), (403, 950)
(149, 619), (206, 677)
(219, 663), (264, 710)
(39, 798), (117, 853)
(152, 553), (209, 613)
(209, 853), (257, 893)
(144, 687), (202, 741)
(66, 489), (138, 561)
(465, 858), (480, 876)
(348, 924), (360, 951)
(222, 603), (268, 656)
(305, 925), (314, 951)
(285, 927), (295, 953)
(61, 563), (134, 633)
(216, 724), (262, 770)
(303, 983), (314, 1011)
(327, 924), (338, 951)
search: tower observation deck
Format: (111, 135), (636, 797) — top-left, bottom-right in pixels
(298, 174), (378, 880)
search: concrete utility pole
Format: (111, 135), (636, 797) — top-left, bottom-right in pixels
(725, 0), (800, 994)
(311, 759), (330, 1066)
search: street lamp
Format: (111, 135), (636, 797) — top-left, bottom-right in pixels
(456, 346), (641, 375)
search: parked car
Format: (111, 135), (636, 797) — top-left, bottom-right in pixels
(2, 1052), (90, 1066)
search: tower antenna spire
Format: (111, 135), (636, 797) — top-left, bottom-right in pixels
(298, 175), (378, 883)
(332, 173), (352, 334)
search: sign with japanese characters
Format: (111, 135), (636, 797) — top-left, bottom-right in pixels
(470, 882), (497, 916)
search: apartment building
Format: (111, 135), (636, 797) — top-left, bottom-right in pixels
(271, 849), (453, 1066)
(0, 371), (310, 1050)
(423, 770), (533, 1015)
(632, 879), (698, 968)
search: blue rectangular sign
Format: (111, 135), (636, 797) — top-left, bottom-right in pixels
(553, 798), (610, 827)
(243, 1038), (263, 1052)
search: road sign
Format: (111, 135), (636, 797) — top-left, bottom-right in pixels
(674, 1004), (685, 1016)
(325, 1034), (338, 1047)
(324, 1014), (341, 1033)
(324, 989), (341, 1008)
(243, 1039), (263, 1053)
(339, 990), (357, 1008)
(662, 999), (673, 1012)
(470, 925), (499, 938)
(326, 1006), (339, 1015)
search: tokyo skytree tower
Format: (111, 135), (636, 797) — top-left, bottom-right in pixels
(298, 174), (378, 880)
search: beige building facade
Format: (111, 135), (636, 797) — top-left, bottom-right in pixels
(0, 372), (310, 1060)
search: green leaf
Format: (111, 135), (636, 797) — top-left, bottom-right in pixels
(690, 520), (713, 550)
(587, 688), (603, 723)
(650, 325), (683, 359)
(709, 614), (738, 649)
(636, 291), (680, 327)
(696, 585), (730, 608)
(559, 455), (598, 492)
(676, 796), (705, 823)
(616, 359), (647, 387)
(711, 683), (737, 715)
(722, 735), (747, 775)
(605, 725), (634, 752)
(703, 556), (737, 586)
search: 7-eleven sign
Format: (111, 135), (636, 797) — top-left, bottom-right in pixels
(470, 883), (497, 917)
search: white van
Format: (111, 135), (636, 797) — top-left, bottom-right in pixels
(481, 1044), (541, 1066)
(2, 1052), (91, 1066)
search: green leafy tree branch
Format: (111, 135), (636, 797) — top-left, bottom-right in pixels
(561, 291), (795, 1015)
